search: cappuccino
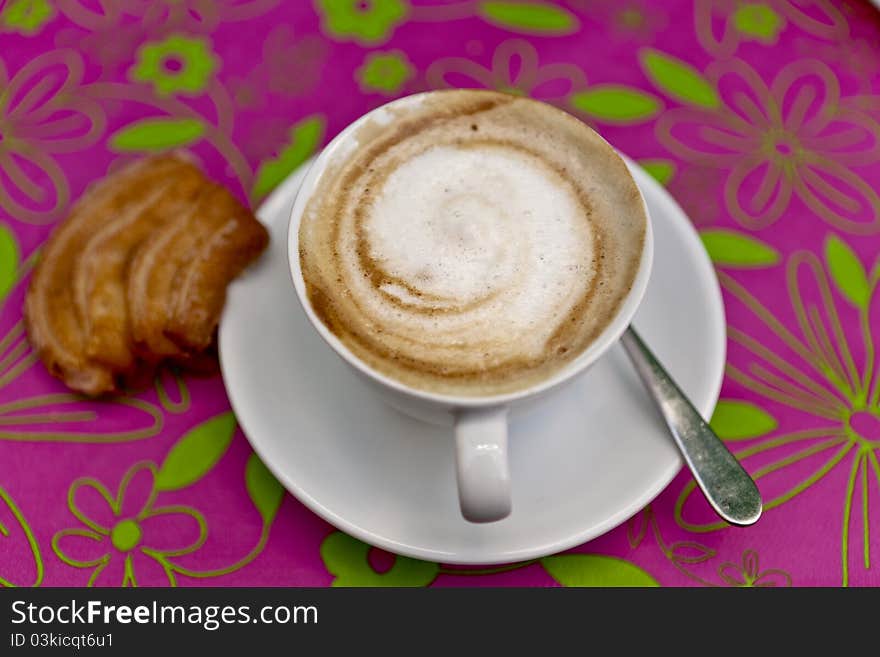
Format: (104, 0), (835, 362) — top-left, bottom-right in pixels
(298, 90), (646, 396)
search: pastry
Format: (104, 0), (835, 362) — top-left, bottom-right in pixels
(75, 160), (205, 371)
(24, 154), (268, 396)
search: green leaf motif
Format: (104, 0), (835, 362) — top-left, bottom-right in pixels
(638, 159), (676, 185)
(155, 412), (236, 491)
(700, 229), (779, 267)
(710, 399), (777, 440)
(824, 234), (870, 309)
(627, 508), (650, 548)
(669, 541), (716, 564)
(1, 485), (43, 587)
(478, 2), (578, 34)
(541, 554), (660, 587)
(245, 453), (284, 524)
(321, 531), (438, 587)
(0, 224), (19, 301)
(109, 118), (205, 152)
(570, 86), (661, 123)
(252, 116), (325, 201)
(639, 49), (720, 108)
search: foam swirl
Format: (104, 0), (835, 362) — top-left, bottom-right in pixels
(299, 90), (646, 396)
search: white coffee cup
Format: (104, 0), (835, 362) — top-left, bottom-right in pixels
(288, 92), (653, 524)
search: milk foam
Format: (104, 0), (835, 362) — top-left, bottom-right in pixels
(347, 144), (594, 364)
(299, 90), (646, 396)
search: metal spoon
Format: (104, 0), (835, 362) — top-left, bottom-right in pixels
(620, 326), (762, 526)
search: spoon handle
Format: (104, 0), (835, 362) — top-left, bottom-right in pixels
(620, 327), (762, 527)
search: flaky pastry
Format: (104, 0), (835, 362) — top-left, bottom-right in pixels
(25, 154), (268, 395)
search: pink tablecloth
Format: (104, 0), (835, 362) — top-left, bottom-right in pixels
(2, 0), (879, 587)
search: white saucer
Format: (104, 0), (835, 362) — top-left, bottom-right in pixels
(219, 159), (726, 564)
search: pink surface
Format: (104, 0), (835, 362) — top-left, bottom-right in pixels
(1, 0), (879, 587)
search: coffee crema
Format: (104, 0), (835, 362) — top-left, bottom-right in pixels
(298, 90), (646, 396)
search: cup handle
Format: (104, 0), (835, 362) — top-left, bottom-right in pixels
(454, 407), (511, 523)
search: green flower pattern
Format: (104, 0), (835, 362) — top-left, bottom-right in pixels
(0, 0), (877, 588)
(732, 3), (783, 43)
(677, 237), (880, 586)
(315, 0), (407, 45)
(321, 532), (439, 587)
(427, 38), (587, 100)
(0, 0), (54, 35)
(718, 550), (790, 587)
(356, 50), (413, 95)
(52, 463), (207, 587)
(130, 34), (218, 97)
(45, 415), (284, 587)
